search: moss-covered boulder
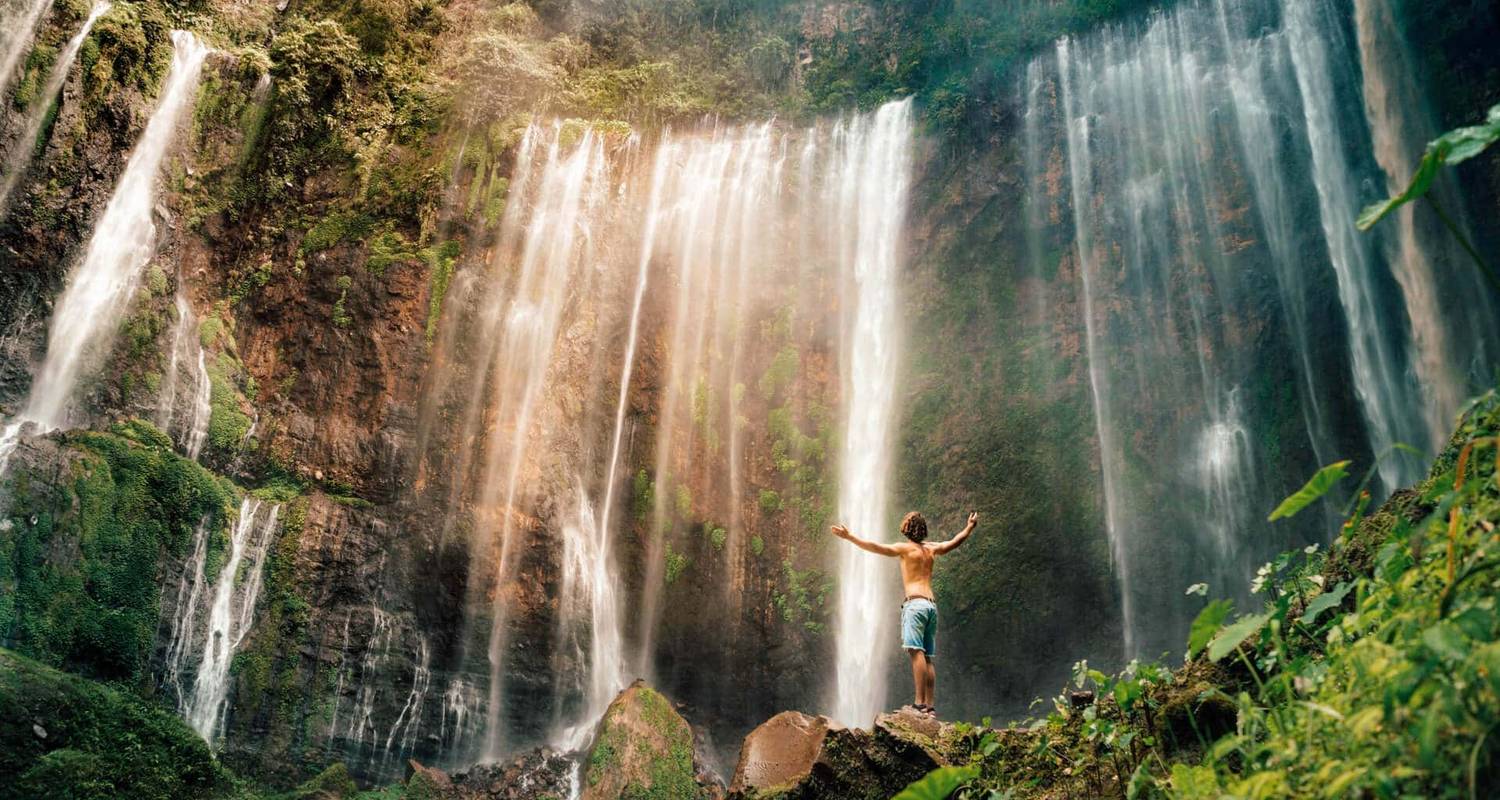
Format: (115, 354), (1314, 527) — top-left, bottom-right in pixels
(581, 680), (716, 800)
(0, 647), (232, 800)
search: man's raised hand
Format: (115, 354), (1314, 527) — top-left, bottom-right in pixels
(831, 524), (850, 539)
(967, 511), (979, 527)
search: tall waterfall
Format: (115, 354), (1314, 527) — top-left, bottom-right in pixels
(0, 2), (109, 214)
(461, 124), (612, 761)
(1027, 0), (1498, 659)
(0, 31), (208, 465)
(156, 290), (212, 459)
(634, 122), (784, 681)
(181, 498), (282, 741)
(416, 103), (912, 760)
(0, 0), (52, 105)
(828, 100), (914, 726)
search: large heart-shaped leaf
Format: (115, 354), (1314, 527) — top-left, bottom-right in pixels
(891, 765), (981, 800)
(1269, 461), (1350, 521)
(1357, 103), (1500, 230)
(1188, 598), (1233, 659)
(1299, 581), (1352, 626)
(1207, 612), (1271, 662)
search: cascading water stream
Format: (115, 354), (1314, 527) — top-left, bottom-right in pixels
(828, 98), (913, 726)
(634, 123), (782, 681)
(0, 30), (208, 467)
(1352, 0), (1493, 447)
(1029, 0), (1498, 659)
(0, 1), (108, 214)
(157, 290), (213, 459)
(1281, 0), (1427, 492)
(162, 516), (211, 701)
(0, 0), (52, 105)
(476, 125), (609, 761)
(183, 498), (281, 741)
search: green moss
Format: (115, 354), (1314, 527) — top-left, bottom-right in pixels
(633, 470), (655, 523)
(673, 484), (692, 519)
(332, 275), (353, 327)
(0, 649), (233, 799)
(758, 345), (799, 400)
(758, 489), (782, 514)
(206, 353), (252, 460)
(0, 423), (233, 684)
(422, 239), (461, 345)
(750, 535), (765, 557)
(664, 542), (687, 585)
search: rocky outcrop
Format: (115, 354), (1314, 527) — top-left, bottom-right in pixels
(580, 681), (720, 800)
(728, 707), (966, 800)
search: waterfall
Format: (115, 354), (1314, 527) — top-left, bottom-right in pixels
(828, 98), (913, 726)
(1353, 0), (1495, 447)
(162, 516), (212, 702)
(473, 124), (610, 760)
(183, 498), (281, 741)
(0, 2), (109, 214)
(326, 604), (435, 780)
(635, 122), (782, 682)
(552, 486), (625, 751)
(0, 31), (208, 466)
(0, 0), (52, 105)
(1281, 0), (1427, 492)
(1028, 0), (1497, 659)
(156, 291), (213, 459)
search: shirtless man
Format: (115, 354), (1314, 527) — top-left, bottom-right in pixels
(830, 510), (979, 717)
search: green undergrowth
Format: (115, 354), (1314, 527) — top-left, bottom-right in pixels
(0, 420), (235, 686)
(0, 648), (234, 800)
(913, 388), (1500, 799)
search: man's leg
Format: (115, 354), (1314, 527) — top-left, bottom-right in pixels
(908, 649), (927, 707)
(918, 657), (930, 708)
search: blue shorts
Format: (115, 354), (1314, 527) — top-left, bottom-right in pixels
(901, 598), (938, 658)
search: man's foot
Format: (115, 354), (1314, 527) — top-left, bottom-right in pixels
(913, 704), (936, 717)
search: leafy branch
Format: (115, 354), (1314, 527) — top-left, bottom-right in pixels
(1357, 104), (1500, 294)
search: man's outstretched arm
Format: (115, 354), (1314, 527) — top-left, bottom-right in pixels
(830, 524), (904, 557)
(930, 512), (979, 555)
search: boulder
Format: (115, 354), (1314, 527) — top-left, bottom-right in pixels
(728, 707), (957, 800)
(729, 711), (839, 793)
(580, 680), (718, 800)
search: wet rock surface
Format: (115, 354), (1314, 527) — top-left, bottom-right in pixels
(728, 707), (963, 800)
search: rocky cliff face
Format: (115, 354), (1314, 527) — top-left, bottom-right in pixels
(0, 0), (1497, 793)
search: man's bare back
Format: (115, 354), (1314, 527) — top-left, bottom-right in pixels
(829, 511), (979, 600)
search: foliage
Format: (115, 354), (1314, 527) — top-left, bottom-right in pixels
(1162, 392), (1500, 798)
(1357, 103), (1500, 293)
(206, 352), (253, 461)
(893, 765), (981, 800)
(0, 649), (233, 800)
(1267, 460), (1349, 521)
(772, 557), (830, 633)
(0, 423), (233, 684)
(1357, 104), (1500, 230)
(930, 388), (1500, 799)
(664, 541), (688, 584)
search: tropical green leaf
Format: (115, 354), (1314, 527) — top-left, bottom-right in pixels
(891, 765), (980, 800)
(1188, 599), (1233, 659)
(1207, 612), (1271, 662)
(1299, 581), (1353, 626)
(1357, 103), (1500, 230)
(1269, 461), (1350, 521)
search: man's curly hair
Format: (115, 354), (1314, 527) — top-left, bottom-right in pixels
(900, 511), (928, 543)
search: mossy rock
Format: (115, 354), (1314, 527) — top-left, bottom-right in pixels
(581, 681), (711, 800)
(0, 648), (232, 800)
